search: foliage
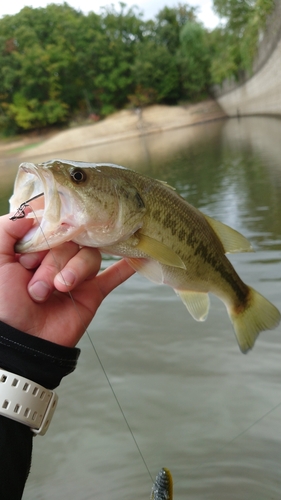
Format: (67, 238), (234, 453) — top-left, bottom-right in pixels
(155, 3), (198, 53)
(0, 4), (83, 131)
(129, 3), (201, 106)
(0, 2), (205, 133)
(177, 21), (211, 100)
(131, 41), (180, 104)
(208, 27), (242, 84)
(0, 1), (275, 134)
(211, 0), (275, 83)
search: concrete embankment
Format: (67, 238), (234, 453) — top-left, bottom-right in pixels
(214, 0), (281, 117)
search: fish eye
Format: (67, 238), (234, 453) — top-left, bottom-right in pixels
(70, 168), (87, 184)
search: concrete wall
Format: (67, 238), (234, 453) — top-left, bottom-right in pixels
(214, 0), (281, 117)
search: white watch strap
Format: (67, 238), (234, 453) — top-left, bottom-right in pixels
(0, 369), (58, 436)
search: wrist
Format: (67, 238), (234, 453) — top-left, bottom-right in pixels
(0, 321), (80, 389)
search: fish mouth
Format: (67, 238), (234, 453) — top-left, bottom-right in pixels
(10, 162), (83, 253)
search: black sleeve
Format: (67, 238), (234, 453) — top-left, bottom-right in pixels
(0, 321), (81, 500)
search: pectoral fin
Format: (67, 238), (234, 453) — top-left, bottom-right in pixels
(203, 214), (254, 253)
(176, 290), (210, 321)
(136, 233), (186, 269)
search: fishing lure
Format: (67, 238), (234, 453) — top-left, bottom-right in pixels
(151, 468), (173, 500)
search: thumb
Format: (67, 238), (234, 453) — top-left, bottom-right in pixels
(0, 214), (34, 257)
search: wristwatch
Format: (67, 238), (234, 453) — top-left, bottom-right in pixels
(0, 368), (58, 435)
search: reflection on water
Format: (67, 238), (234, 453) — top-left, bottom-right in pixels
(1, 117), (280, 499)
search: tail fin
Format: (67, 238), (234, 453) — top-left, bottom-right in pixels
(229, 286), (280, 353)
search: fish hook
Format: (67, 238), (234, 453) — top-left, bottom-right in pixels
(10, 193), (44, 221)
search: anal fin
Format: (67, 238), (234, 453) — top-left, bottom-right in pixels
(176, 290), (210, 321)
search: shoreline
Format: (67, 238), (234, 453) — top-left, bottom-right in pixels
(1, 100), (227, 160)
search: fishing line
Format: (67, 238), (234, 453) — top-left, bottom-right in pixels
(173, 397), (281, 486)
(28, 207), (154, 484)
(85, 328), (154, 483)
(221, 399), (281, 447)
(15, 204), (281, 491)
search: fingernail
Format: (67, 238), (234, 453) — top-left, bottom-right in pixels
(56, 269), (76, 287)
(29, 281), (50, 301)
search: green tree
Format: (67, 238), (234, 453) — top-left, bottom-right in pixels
(131, 40), (180, 105)
(213, 0), (254, 32)
(86, 3), (144, 115)
(208, 27), (241, 84)
(0, 2), (214, 135)
(155, 3), (198, 53)
(211, 0), (275, 83)
(177, 21), (211, 100)
(128, 3), (200, 106)
(0, 4), (84, 132)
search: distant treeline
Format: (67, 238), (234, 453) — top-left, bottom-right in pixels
(0, 1), (274, 134)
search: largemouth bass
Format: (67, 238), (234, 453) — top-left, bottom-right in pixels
(10, 159), (280, 353)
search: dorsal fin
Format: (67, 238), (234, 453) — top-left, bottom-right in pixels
(203, 214), (254, 253)
(157, 180), (176, 191)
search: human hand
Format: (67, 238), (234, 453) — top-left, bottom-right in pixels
(0, 214), (135, 347)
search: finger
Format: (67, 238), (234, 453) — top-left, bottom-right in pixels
(54, 247), (102, 292)
(19, 250), (49, 269)
(95, 259), (135, 299)
(27, 241), (81, 301)
(0, 214), (34, 260)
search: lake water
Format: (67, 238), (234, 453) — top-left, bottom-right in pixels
(1, 116), (281, 499)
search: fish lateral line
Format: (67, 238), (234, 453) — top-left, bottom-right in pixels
(9, 192), (44, 221)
